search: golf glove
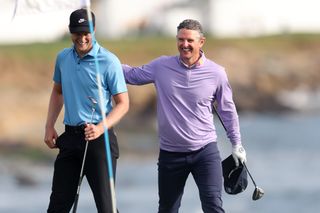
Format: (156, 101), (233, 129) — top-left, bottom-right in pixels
(232, 144), (247, 167)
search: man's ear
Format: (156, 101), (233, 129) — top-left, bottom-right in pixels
(200, 36), (206, 46)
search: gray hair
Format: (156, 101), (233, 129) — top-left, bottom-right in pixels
(177, 19), (204, 37)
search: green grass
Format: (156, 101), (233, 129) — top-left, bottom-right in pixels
(0, 40), (70, 61)
(0, 33), (319, 63)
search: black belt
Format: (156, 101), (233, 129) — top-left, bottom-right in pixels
(65, 124), (113, 134)
(65, 125), (86, 134)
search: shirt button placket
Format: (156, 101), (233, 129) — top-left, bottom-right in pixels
(77, 59), (81, 71)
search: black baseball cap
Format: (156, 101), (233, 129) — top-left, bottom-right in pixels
(222, 155), (248, 195)
(69, 8), (95, 33)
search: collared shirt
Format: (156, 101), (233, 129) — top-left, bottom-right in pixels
(53, 41), (127, 126)
(123, 53), (241, 152)
(179, 51), (204, 68)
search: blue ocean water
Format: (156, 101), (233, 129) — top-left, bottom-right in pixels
(1, 113), (319, 213)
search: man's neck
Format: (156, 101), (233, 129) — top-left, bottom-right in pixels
(180, 53), (202, 68)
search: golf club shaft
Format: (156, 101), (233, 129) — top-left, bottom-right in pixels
(212, 105), (226, 131)
(243, 162), (257, 187)
(212, 104), (258, 186)
(213, 104), (264, 200)
(72, 108), (95, 213)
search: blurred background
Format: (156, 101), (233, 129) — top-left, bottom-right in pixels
(1, 0), (320, 212)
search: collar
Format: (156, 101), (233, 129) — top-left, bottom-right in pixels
(73, 40), (99, 58)
(179, 50), (205, 69)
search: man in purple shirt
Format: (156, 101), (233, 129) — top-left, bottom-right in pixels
(123, 19), (247, 213)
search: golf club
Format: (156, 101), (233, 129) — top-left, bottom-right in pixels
(243, 162), (264, 200)
(212, 104), (264, 200)
(72, 96), (97, 213)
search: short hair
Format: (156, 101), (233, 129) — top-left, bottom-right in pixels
(177, 19), (204, 37)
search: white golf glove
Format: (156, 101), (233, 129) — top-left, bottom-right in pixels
(232, 144), (247, 167)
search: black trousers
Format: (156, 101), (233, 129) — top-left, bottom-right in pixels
(47, 126), (119, 213)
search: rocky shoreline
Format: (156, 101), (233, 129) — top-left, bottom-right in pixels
(125, 39), (320, 113)
(0, 35), (320, 147)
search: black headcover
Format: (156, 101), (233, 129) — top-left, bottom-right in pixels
(222, 154), (248, 194)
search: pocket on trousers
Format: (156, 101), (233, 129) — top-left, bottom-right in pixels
(55, 132), (66, 149)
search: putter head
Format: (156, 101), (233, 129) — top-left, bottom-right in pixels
(252, 186), (264, 200)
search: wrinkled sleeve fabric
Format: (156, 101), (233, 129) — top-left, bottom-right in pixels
(215, 68), (241, 145)
(122, 58), (159, 85)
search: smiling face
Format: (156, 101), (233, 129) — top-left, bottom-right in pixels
(71, 32), (93, 57)
(176, 28), (205, 66)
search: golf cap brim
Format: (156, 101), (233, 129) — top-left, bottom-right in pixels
(222, 154), (248, 195)
(69, 26), (91, 33)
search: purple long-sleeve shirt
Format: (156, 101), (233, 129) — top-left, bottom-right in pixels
(123, 53), (241, 152)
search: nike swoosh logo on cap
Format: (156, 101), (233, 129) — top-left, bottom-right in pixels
(78, 18), (86, 23)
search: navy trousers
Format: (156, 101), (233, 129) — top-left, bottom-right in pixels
(157, 142), (225, 213)
(47, 127), (119, 213)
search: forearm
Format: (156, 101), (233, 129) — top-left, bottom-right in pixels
(122, 64), (154, 85)
(215, 99), (241, 145)
(98, 92), (129, 130)
(223, 118), (241, 145)
(44, 83), (63, 148)
(215, 72), (242, 145)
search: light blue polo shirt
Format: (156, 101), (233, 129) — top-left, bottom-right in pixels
(53, 41), (127, 126)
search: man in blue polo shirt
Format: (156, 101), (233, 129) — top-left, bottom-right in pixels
(44, 8), (129, 213)
(123, 19), (247, 212)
